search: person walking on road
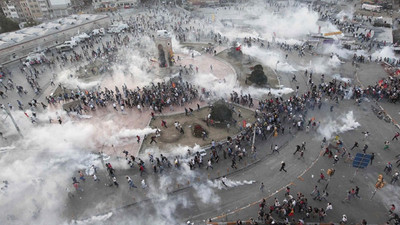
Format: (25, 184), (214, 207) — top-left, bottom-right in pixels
(333, 155), (339, 166)
(317, 173), (326, 183)
(93, 174), (99, 182)
(370, 153), (375, 165)
(112, 176), (119, 187)
(384, 141), (390, 150)
(362, 144), (368, 153)
(343, 190), (352, 202)
(355, 186), (360, 198)
(279, 161), (287, 172)
(298, 150), (304, 159)
(78, 171), (85, 181)
(206, 159), (213, 170)
(326, 202), (333, 212)
(311, 186), (318, 196)
(260, 182), (265, 192)
(273, 145), (279, 154)
(391, 172), (399, 184)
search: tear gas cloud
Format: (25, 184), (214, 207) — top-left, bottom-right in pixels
(317, 111), (360, 140)
(213, 5), (329, 41)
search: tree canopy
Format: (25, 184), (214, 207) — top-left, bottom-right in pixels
(210, 100), (233, 122)
(0, 16), (20, 33)
(248, 64), (268, 85)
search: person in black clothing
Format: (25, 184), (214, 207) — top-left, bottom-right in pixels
(351, 141), (359, 150)
(280, 161), (287, 172)
(370, 153), (375, 165)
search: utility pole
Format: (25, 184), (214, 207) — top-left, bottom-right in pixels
(350, 153), (367, 183)
(1, 105), (23, 138)
(251, 124), (256, 152)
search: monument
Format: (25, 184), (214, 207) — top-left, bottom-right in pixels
(155, 30), (174, 68)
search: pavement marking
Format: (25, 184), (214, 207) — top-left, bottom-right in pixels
(376, 103), (400, 131)
(355, 70), (400, 131)
(211, 145), (324, 221)
(210, 182), (294, 221)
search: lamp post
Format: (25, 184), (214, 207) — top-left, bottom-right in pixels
(1, 104), (23, 138)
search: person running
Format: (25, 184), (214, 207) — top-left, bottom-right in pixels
(112, 176), (119, 187)
(150, 136), (157, 144)
(293, 145), (301, 155)
(126, 176), (137, 189)
(351, 141), (359, 150)
(273, 144), (279, 154)
(279, 161), (287, 172)
(392, 132), (400, 141)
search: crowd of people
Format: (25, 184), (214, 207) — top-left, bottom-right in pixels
(2, 1), (400, 224)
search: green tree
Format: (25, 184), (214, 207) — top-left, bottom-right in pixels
(210, 100), (233, 122)
(25, 18), (38, 27)
(248, 64), (268, 85)
(0, 15), (20, 33)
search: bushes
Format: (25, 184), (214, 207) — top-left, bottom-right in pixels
(210, 101), (232, 122)
(192, 123), (206, 138)
(248, 64), (268, 85)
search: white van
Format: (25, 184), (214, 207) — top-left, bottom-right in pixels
(64, 40), (77, 47)
(92, 28), (105, 36)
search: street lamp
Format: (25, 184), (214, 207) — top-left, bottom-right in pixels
(1, 104), (23, 138)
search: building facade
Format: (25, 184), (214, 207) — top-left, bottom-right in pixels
(1, 1), (21, 19)
(1, 0), (73, 21)
(92, 0), (137, 9)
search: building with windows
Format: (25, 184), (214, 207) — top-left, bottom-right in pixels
(48, 0), (72, 18)
(1, 0), (74, 21)
(1, 1), (21, 19)
(92, 0), (138, 10)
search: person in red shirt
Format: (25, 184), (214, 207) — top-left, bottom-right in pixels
(317, 172), (325, 183)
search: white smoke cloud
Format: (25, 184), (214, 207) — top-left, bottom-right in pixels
(317, 111), (360, 140)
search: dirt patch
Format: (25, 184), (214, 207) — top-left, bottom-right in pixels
(140, 104), (255, 153)
(216, 48), (279, 88)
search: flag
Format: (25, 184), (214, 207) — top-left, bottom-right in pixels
(288, 208), (294, 216)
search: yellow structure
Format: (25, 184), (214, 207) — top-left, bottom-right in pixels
(324, 31), (343, 36)
(375, 174), (385, 189)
